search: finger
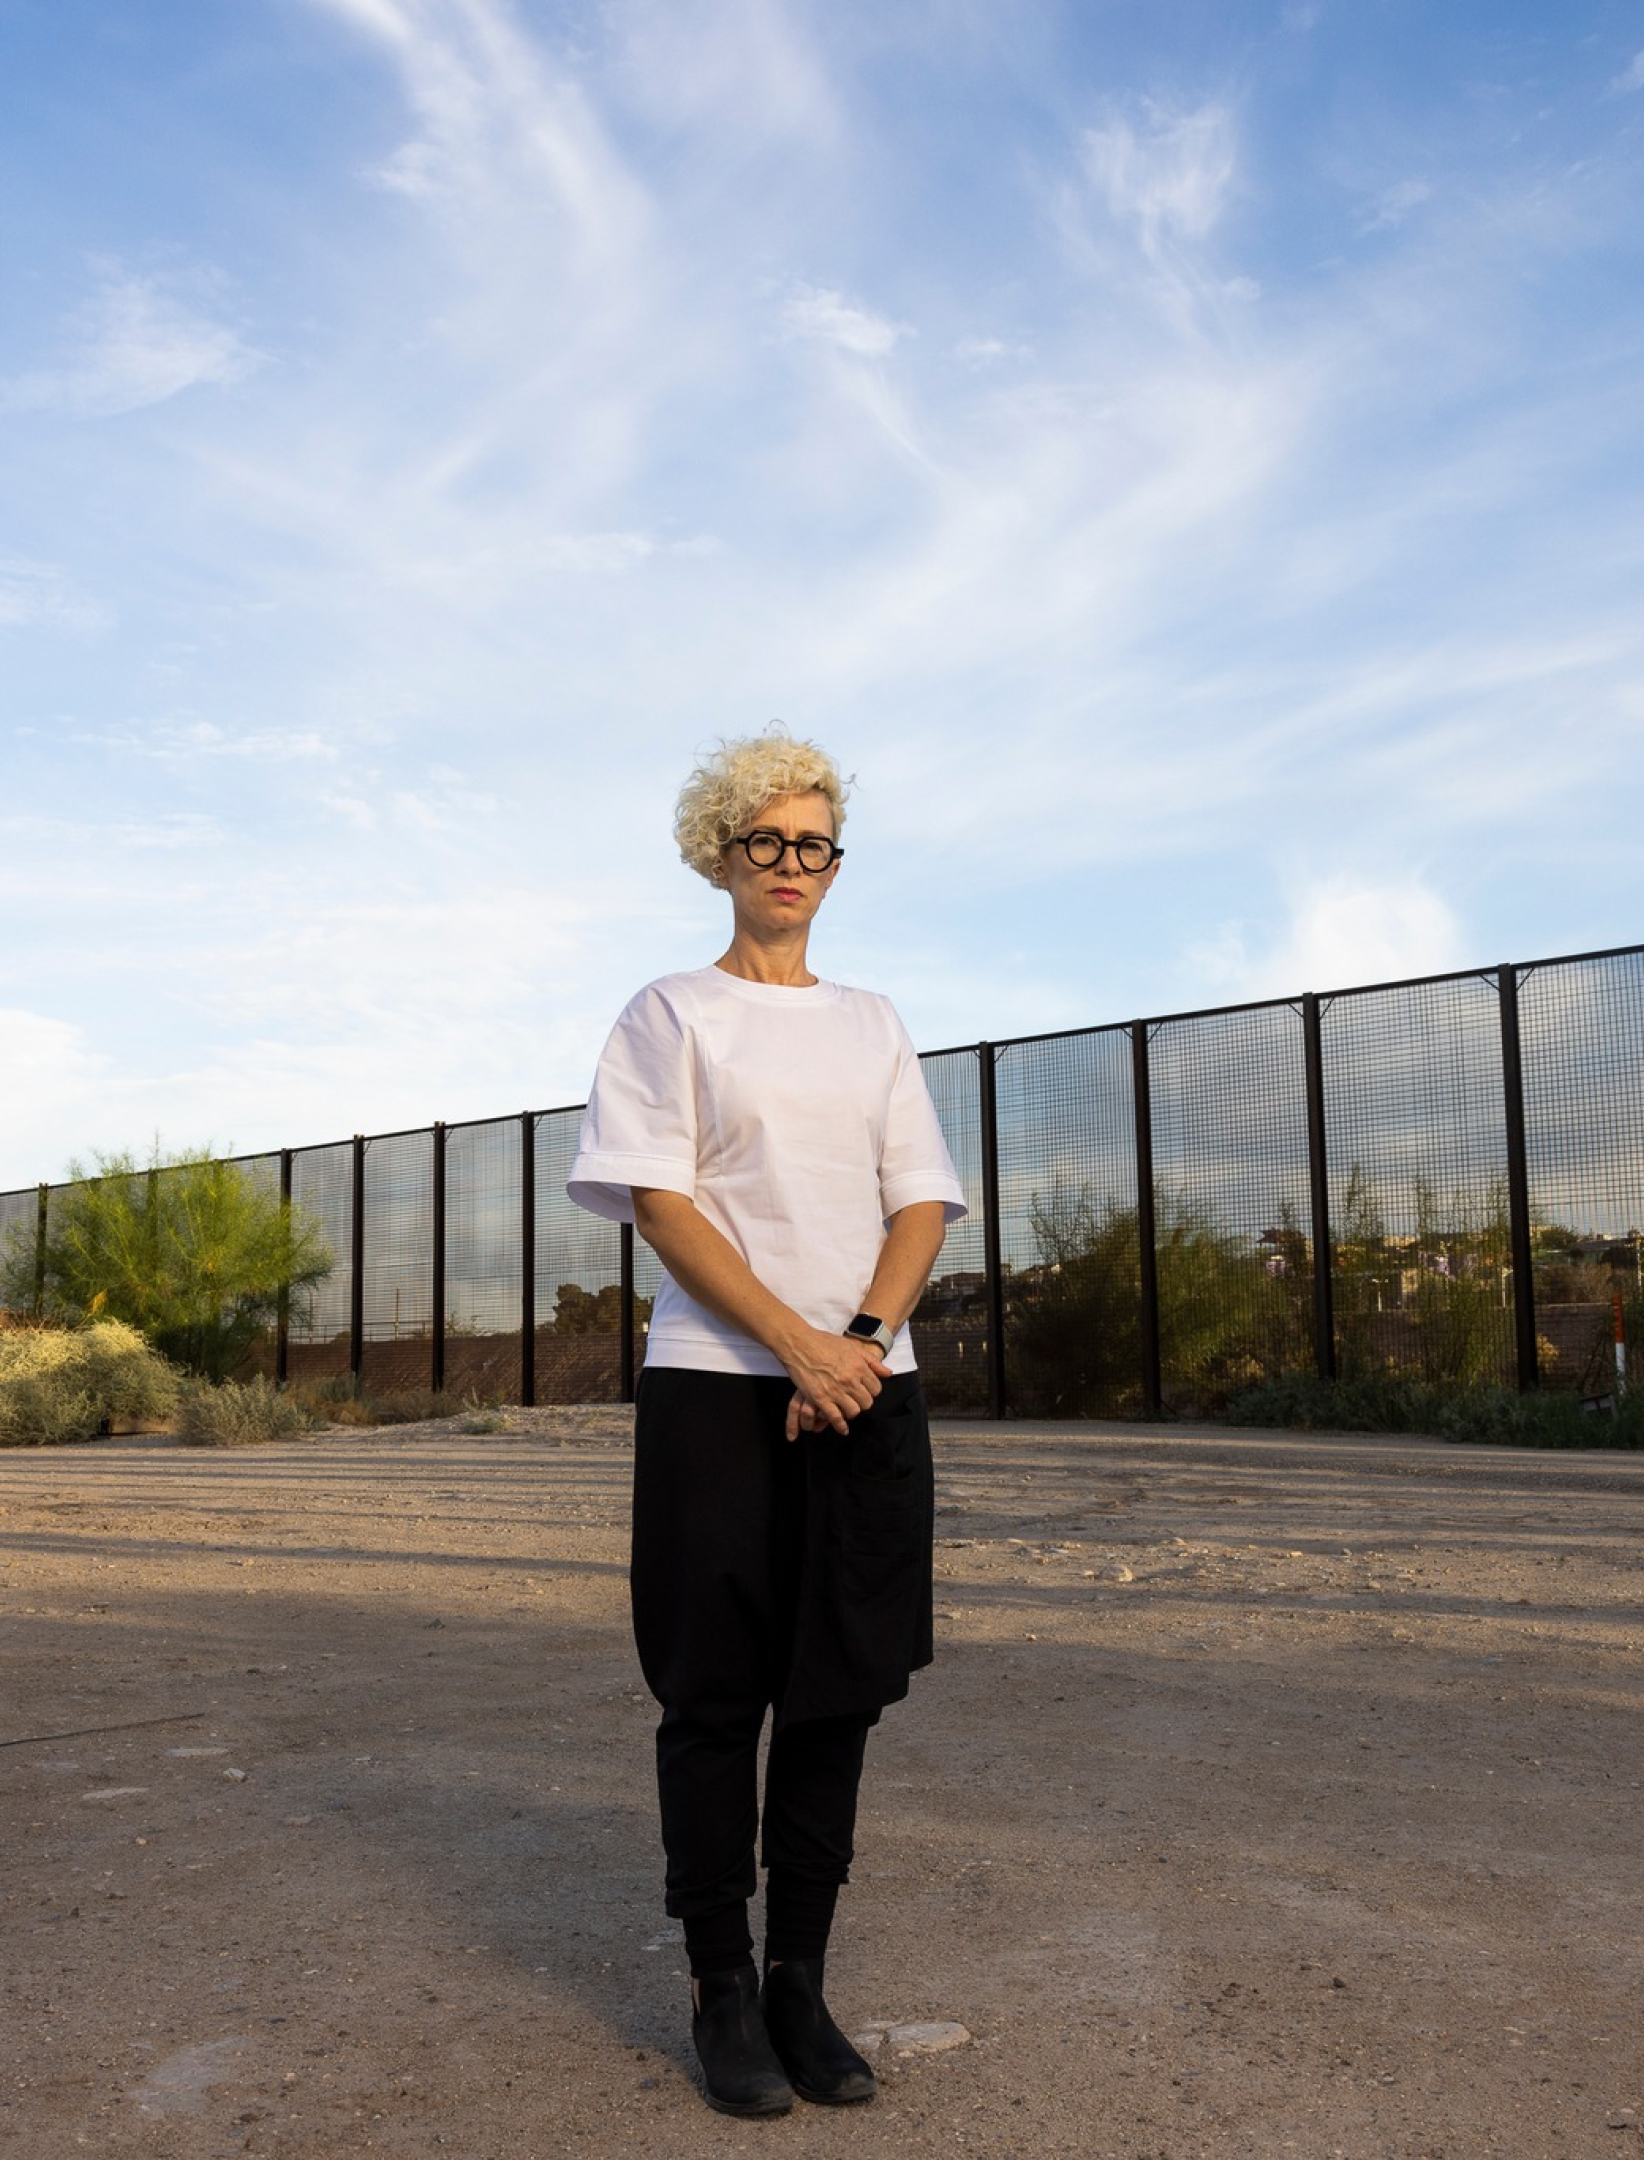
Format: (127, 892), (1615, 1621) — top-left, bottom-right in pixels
(785, 1392), (802, 1443)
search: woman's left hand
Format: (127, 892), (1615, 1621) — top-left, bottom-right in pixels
(781, 1326), (890, 1440)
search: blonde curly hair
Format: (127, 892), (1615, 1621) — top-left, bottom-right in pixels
(674, 724), (851, 884)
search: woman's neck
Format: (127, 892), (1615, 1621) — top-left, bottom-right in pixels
(714, 927), (818, 987)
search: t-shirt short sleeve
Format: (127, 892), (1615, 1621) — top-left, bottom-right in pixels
(565, 985), (699, 1224)
(878, 1011), (967, 1224)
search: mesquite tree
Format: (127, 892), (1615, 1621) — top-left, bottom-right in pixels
(2, 1148), (331, 1382)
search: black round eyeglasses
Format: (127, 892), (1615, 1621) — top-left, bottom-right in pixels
(729, 830), (844, 874)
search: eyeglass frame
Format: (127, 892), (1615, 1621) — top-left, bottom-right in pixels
(726, 829), (846, 874)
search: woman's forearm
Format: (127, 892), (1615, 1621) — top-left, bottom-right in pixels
(632, 1192), (948, 1351)
(855, 1201), (949, 1333)
(631, 1187), (809, 1365)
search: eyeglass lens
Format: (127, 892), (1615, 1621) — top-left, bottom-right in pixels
(742, 831), (837, 871)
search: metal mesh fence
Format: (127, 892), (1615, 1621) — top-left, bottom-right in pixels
(445, 1117), (523, 1402)
(1520, 951), (1644, 1395)
(5, 941), (1640, 1417)
(286, 1143), (354, 1384)
(359, 1130), (436, 1395)
(534, 1106), (625, 1404)
(995, 1028), (1138, 1416)
(1149, 1005), (1314, 1413)
(1321, 973), (1516, 1387)
(0, 1185), (40, 1299)
(233, 1151), (285, 1379)
(910, 1047), (987, 1413)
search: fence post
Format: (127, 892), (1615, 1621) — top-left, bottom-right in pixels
(33, 1182), (48, 1314)
(275, 1151), (292, 1389)
(350, 1136), (366, 1394)
(1302, 994), (1336, 1381)
(431, 1123), (446, 1396)
(620, 1221), (636, 1404)
(1130, 1023), (1163, 1419)
(977, 1043), (1007, 1419)
(1497, 966), (1539, 1392)
(520, 1113), (536, 1407)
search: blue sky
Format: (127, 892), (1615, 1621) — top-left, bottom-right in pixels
(4, 0), (1643, 1189)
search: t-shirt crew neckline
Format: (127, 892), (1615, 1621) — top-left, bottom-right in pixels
(704, 964), (840, 1004)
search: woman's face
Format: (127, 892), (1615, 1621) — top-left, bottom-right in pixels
(718, 789), (841, 936)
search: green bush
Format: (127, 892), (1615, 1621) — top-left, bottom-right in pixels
(0, 1319), (182, 1446)
(2, 1146), (332, 1381)
(1009, 1183), (1313, 1416)
(1225, 1370), (1644, 1450)
(175, 1376), (309, 1448)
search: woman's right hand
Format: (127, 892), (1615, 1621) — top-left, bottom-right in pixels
(782, 1326), (890, 1440)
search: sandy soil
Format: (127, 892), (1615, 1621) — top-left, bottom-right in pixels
(3, 1410), (1643, 2160)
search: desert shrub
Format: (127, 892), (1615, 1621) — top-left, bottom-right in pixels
(1225, 1371), (1644, 1450)
(3, 1146), (331, 1381)
(1009, 1182), (1313, 1416)
(286, 1378), (500, 1427)
(1331, 1168), (1518, 1388)
(175, 1376), (309, 1448)
(455, 1405), (513, 1434)
(0, 1319), (181, 1446)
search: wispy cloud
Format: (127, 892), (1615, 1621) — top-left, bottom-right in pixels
(1, 268), (257, 418)
(0, 558), (107, 633)
(0, 1010), (112, 1165)
(782, 282), (910, 358)
(1080, 98), (1238, 257)
(322, 0), (651, 265)
(954, 336), (1033, 367)
(1359, 178), (1432, 232)
(608, 0), (840, 150)
(1188, 878), (1467, 1002)
(1611, 50), (1644, 95)
(0, 810), (225, 852)
(71, 721), (343, 762)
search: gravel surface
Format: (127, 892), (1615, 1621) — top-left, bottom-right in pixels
(4, 1409), (1643, 2158)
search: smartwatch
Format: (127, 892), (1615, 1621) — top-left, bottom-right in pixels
(844, 1312), (894, 1357)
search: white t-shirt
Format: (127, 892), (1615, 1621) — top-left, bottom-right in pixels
(566, 965), (966, 1377)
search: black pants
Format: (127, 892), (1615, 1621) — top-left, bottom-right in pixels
(630, 1367), (933, 1941)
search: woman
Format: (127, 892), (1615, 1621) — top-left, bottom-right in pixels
(567, 726), (965, 2116)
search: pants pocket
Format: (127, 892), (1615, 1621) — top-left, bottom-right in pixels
(781, 1379), (934, 1724)
(838, 1401), (923, 1554)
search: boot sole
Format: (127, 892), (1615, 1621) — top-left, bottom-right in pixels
(792, 2077), (876, 2106)
(702, 2087), (794, 2117)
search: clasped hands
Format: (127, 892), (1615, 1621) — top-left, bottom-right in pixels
(783, 1324), (891, 1441)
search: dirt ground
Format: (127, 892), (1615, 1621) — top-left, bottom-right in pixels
(4, 1410), (1644, 2160)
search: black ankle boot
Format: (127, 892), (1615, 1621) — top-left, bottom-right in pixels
(691, 1965), (794, 2117)
(760, 1957), (877, 2105)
